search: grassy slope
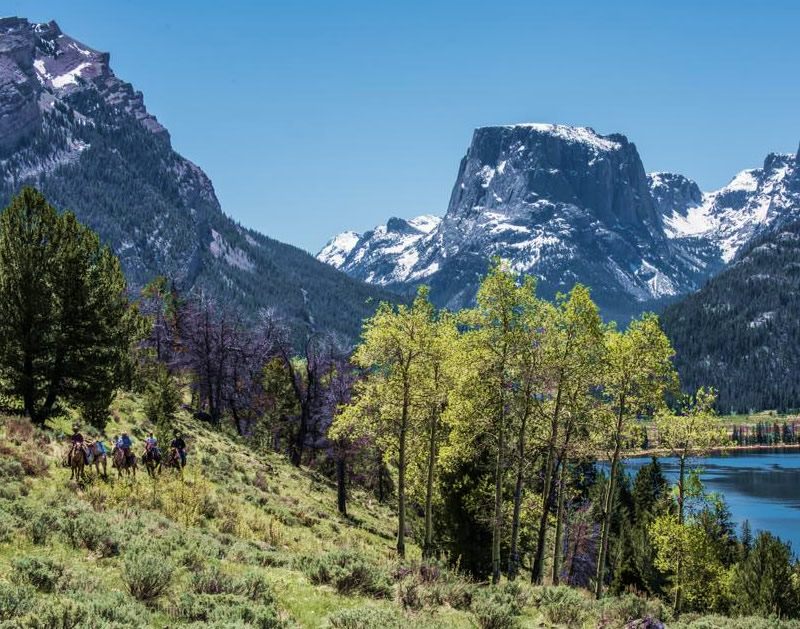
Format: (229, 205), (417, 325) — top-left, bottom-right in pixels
(1, 393), (798, 629)
(0, 393), (492, 628)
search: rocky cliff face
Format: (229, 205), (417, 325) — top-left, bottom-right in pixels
(320, 124), (724, 320)
(0, 17), (394, 341)
(658, 150), (800, 262)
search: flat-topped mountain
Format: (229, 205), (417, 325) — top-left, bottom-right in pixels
(320, 123), (730, 320)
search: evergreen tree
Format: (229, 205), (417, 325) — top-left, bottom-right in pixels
(730, 531), (800, 618)
(0, 187), (143, 424)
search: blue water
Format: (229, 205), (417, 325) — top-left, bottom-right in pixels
(620, 449), (800, 552)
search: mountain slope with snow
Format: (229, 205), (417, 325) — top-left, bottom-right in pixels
(0, 17), (395, 341)
(320, 124), (726, 320)
(658, 151), (800, 262)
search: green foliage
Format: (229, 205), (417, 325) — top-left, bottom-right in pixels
(143, 363), (180, 435)
(297, 550), (392, 598)
(0, 187), (143, 425)
(0, 584), (34, 621)
(729, 532), (800, 619)
(122, 544), (174, 601)
(326, 606), (404, 629)
(10, 555), (65, 592)
(530, 585), (589, 626)
(24, 597), (89, 629)
(59, 505), (118, 556)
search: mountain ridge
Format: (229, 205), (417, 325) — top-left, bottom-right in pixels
(0, 17), (397, 342)
(318, 123), (799, 321)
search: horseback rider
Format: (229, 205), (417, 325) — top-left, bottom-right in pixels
(170, 431), (187, 467)
(145, 432), (160, 456)
(119, 432), (134, 465)
(69, 425), (88, 464)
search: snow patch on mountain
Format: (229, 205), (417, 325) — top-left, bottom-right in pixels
(500, 123), (622, 152)
(659, 153), (799, 262)
(318, 231), (360, 267)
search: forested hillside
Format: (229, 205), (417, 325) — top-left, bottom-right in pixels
(661, 221), (800, 414)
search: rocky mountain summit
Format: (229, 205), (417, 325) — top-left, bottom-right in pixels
(658, 150), (800, 262)
(321, 123), (732, 320)
(0, 17), (393, 340)
(320, 123), (800, 321)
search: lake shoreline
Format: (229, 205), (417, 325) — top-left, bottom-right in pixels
(623, 442), (800, 460)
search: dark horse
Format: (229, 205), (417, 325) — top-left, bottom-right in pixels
(142, 447), (162, 478)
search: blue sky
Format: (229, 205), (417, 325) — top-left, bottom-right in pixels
(8, 0), (800, 252)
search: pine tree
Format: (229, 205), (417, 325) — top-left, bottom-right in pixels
(0, 187), (143, 424)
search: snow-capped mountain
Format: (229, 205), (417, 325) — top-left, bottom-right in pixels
(658, 151), (800, 262)
(318, 215), (441, 284)
(319, 123), (725, 320)
(0, 17), (394, 341)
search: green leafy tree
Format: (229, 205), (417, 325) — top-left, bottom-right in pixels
(0, 187), (143, 424)
(143, 363), (181, 442)
(593, 313), (677, 598)
(332, 286), (435, 557)
(441, 261), (537, 583)
(654, 386), (728, 613)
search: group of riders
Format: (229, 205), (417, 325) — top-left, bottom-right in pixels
(67, 425), (187, 477)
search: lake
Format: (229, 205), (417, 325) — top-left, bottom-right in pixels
(620, 449), (800, 552)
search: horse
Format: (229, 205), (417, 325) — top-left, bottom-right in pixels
(68, 444), (86, 482)
(163, 447), (183, 474)
(87, 441), (108, 478)
(142, 447), (162, 478)
(112, 447), (137, 481)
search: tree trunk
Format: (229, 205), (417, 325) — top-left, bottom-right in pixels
(397, 383), (409, 558)
(290, 405), (309, 467)
(337, 452), (347, 516)
(532, 386), (563, 584)
(508, 411), (529, 580)
(595, 405), (624, 599)
(674, 453), (686, 615)
(423, 408), (437, 559)
(492, 407), (505, 584)
(552, 454), (568, 584)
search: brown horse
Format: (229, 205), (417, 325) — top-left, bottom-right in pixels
(163, 447), (183, 474)
(68, 445), (86, 482)
(87, 441), (108, 478)
(112, 447), (137, 480)
(142, 447), (162, 478)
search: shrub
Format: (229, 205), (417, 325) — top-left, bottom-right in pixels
(326, 606), (404, 629)
(0, 507), (18, 543)
(25, 597), (89, 629)
(4, 418), (34, 443)
(21, 505), (59, 545)
(70, 590), (149, 627)
(59, 508), (118, 557)
(396, 579), (423, 611)
(534, 585), (588, 626)
(233, 570), (275, 604)
(0, 459), (25, 482)
(122, 545), (174, 601)
(191, 563), (236, 595)
(11, 555), (65, 592)
(0, 583), (34, 620)
(175, 593), (286, 628)
(599, 593), (670, 626)
(299, 550), (391, 598)
(470, 589), (519, 629)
